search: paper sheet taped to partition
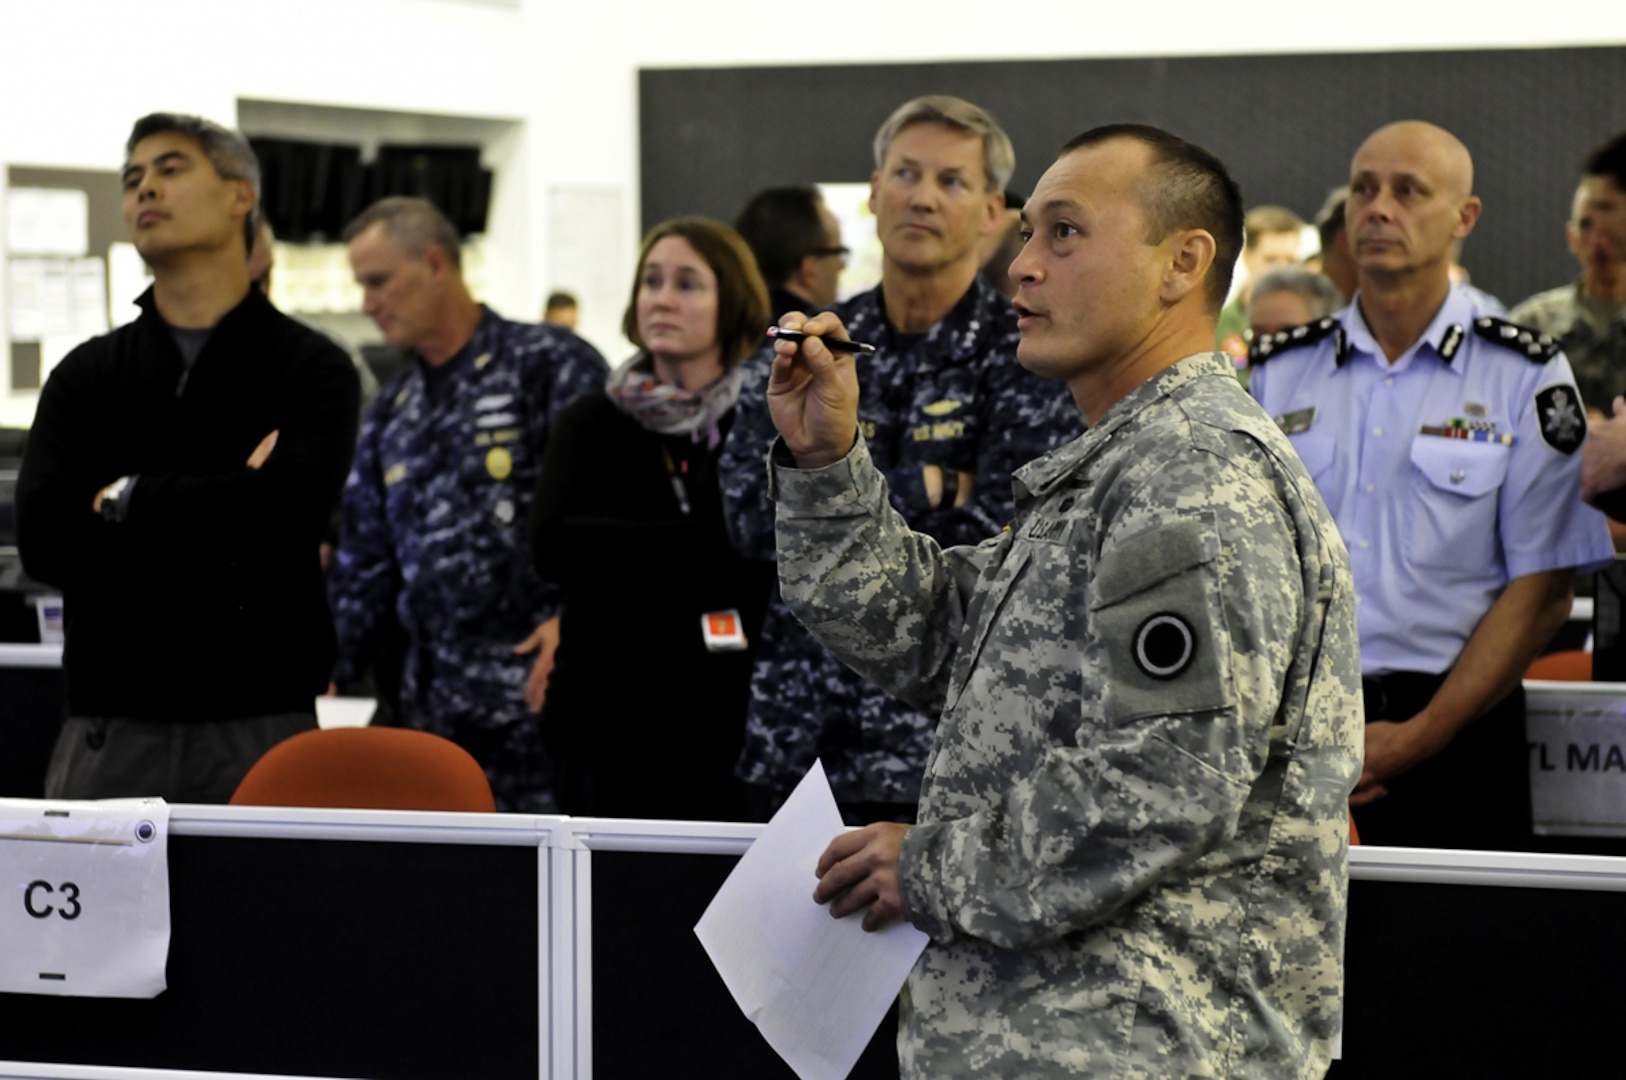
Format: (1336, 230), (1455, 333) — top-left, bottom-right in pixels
(0, 798), (170, 997)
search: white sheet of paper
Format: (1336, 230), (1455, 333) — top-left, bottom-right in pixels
(6, 188), (88, 257)
(316, 695), (377, 729)
(695, 760), (927, 1080)
(0, 797), (170, 998)
(7, 257), (72, 339)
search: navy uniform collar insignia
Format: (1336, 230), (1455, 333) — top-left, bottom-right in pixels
(1438, 323), (1466, 363)
(1473, 316), (1561, 363)
(1247, 316), (1341, 366)
(1535, 384), (1585, 455)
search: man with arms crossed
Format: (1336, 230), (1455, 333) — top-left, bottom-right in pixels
(18, 113), (359, 801)
(1251, 121), (1613, 850)
(768, 125), (1361, 1076)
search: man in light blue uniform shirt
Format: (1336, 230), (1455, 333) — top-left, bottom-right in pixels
(1251, 120), (1614, 850)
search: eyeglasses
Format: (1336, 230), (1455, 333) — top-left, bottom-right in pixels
(806, 246), (850, 259)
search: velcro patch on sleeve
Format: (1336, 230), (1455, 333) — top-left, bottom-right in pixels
(1091, 516), (1228, 723)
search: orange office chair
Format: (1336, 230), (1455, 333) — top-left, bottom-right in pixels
(230, 727), (496, 812)
(1525, 649), (1593, 682)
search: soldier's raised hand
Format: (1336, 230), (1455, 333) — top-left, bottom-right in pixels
(765, 311), (861, 470)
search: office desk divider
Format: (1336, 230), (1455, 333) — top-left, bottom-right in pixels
(0, 806), (554, 1080)
(4, 810), (1626, 1079)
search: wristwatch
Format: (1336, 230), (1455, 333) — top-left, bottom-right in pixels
(937, 467), (959, 509)
(99, 475), (132, 523)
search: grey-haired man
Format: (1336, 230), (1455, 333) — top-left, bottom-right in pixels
(720, 95), (1084, 826)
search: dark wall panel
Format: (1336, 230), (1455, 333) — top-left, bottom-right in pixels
(641, 46), (1626, 308)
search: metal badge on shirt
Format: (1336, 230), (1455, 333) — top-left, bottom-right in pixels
(1274, 406), (1316, 436)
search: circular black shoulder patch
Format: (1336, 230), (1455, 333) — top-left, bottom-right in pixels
(1134, 613), (1196, 680)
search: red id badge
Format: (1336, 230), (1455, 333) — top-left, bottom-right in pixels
(701, 609), (747, 652)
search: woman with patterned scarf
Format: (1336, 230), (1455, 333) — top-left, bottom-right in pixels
(531, 218), (777, 820)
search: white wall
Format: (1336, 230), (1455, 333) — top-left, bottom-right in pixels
(1, 0), (1621, 426)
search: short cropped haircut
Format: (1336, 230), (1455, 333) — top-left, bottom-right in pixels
(1060, 124), (1244, 312)
(622, 218), (771, 368)
(1583, 132), (1626, 192)
(1314, 185), (1349, 255)
(342, 197), (463, 270)
(1249, 266), (1344, 321)
(126, 113), (262, 255)
(733, 186), (828, 287)
(1243, 204), (1305, 249)
(545, 290), (577, 311)
(873, 95), (1015, 194)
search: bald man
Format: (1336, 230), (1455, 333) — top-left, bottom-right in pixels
(1250, 121), (1613, 851)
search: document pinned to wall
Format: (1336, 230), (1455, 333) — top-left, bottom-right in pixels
(0, 798), (171, 998)
(5, 188), (89, 257)
(695, 761), (927, 1080)
(8, 256), (108, 342)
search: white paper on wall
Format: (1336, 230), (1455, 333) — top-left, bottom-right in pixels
(5, 188), (89, 257)
(8, 256), (108, 343)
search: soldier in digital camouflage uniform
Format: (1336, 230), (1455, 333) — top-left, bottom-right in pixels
(720, 95), (1083, 824)
(1511, 131), (1626, 416)
(329, 198), (608, 811)
(773, 126), (1362, 1076)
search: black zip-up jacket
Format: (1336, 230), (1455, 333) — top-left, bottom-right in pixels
(17, 286), (360, 722)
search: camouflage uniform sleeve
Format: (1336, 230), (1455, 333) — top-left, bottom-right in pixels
(718, 347), (779, 561)
(328, 392), (400, 688)
(899, 448), (1305, 949)
(773, 435), (995, 716)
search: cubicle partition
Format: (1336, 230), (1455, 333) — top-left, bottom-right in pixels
(0, 808), (553, 1080)
(559, 819), (898, 1079)
(4, 808), (1626, 1079)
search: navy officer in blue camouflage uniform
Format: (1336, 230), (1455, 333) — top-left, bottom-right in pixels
(720, 95), (1084, 824)
(1250, 121), (1614, 850)
(329, 197), (608, 811)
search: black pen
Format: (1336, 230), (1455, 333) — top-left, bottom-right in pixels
(766, 327), (877, 355)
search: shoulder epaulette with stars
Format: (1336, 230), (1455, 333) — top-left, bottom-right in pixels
(1247, 316), (1346, 366)
(1471, 316), (1561, 363)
